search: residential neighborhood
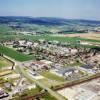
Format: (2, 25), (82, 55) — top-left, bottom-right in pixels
(0, 38), (100, 100)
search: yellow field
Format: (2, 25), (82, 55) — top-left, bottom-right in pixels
(0, 57), (13, 68)
(0, 70), (12, 76)
(65, 32), (100, 40)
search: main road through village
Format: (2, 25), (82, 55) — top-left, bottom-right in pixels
(5, 55), (66, 100)
(17, 62), (66, 100)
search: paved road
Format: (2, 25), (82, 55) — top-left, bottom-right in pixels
(3, 56), (66, 100)
(17, 63), (66, 100)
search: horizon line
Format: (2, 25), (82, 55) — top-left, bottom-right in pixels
(0, 15), (100, 22)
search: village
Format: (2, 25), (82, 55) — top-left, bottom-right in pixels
(0, 0), (100, 99)
(0, 39), (100, 100)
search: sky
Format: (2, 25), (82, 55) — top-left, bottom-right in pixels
(0, 0), (100, 20)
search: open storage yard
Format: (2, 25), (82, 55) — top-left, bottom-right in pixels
(57, 78), (100, 100)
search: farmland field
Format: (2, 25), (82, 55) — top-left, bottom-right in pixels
(0, 45), (34, 61)
(0, 33), (100, 51)
(13, 34), (100, 43)
(0, 57), (12, 69)
(0, 33), (100, 43)
(64, 32), (100, 41)
(40, 71), (66, 82)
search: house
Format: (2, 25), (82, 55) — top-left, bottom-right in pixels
(30, 61), (48, 71)
(52, 63), (62, 69)
(5, 41), (13, 46)
(58, 68), (78, 77)
(40, 60), (53, 66)
(80, 64), (95, 74)
(18, 40), (27, 46)
(26, 41), (33, 46)
(71, 49), (78, 54)
(50, 67), (78, 77)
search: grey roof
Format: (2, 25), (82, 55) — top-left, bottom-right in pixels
(80, 64), (94, 69)
(57, 67), (76, 75)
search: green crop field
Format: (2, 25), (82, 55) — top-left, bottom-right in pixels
(0, 25), (13, 34)
(0, 45), (34, 61)
(40, 71), (66, 82)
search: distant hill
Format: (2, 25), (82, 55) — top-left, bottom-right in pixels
(0, 16), (100, 26)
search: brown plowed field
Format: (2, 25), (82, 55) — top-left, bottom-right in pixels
(65, 32), (100, 40)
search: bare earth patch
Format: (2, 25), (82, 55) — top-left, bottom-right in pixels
(64, 32), (100, 40)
